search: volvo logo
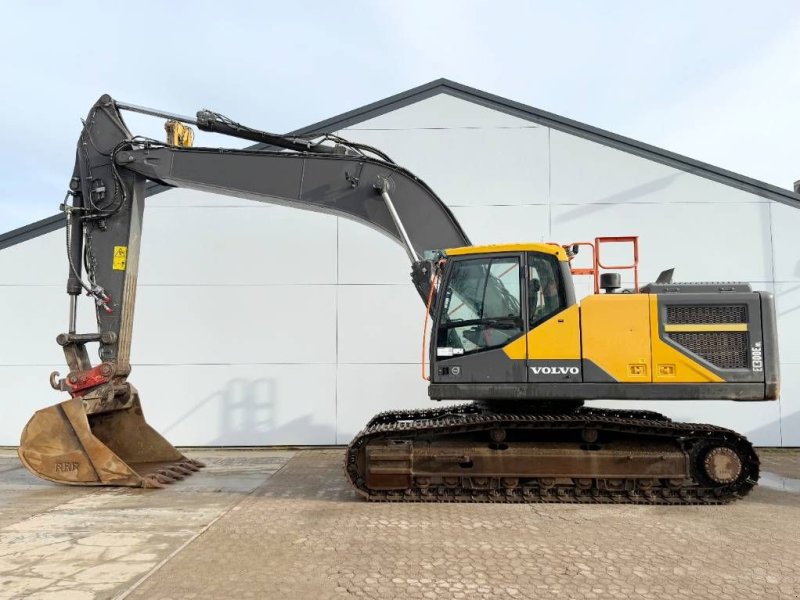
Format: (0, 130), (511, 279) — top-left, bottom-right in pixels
(530, 366), (580, 375)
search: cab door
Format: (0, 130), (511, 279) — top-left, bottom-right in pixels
(432, 253), (528, 383)
(524, 251), (583, 383)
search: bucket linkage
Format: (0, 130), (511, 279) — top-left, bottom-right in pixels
(19, 335), (203, 488)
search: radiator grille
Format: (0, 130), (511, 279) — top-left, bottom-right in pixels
(668, 332), (749, 369)
(666, 305), (747, 324)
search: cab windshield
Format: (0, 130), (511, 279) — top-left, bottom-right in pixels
(437, 256), (522, 356)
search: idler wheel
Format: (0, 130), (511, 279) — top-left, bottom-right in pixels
(581, 428), (599, 444)
(703, 447), (742, 484)
(490, 428), (507, 443)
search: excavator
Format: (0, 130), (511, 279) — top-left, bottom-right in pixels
(17, 95), (780, 504)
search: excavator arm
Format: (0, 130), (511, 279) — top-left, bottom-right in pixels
(67, 95), (469, 371)
(19, 94), (470, 488)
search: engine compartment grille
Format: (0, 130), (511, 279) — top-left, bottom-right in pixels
(668, 331), (749, 369)
(666, 305), (747, 325)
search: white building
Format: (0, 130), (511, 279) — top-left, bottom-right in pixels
(1, 79), (798, 447)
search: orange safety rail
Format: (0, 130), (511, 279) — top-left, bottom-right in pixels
(564, 241), (596, 277)
(556, 237), (640, 294)
(595, 236), (639, 293)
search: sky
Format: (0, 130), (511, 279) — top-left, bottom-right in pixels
(1, 1), (799, 233)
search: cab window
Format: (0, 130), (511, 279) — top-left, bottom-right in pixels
(528, 252), (566, 327)
(437, 257), (523, 356)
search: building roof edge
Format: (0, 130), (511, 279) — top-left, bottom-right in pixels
(3, 78), (797, 249)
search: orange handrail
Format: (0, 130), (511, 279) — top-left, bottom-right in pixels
(594, 236), (639, 292)
(565, 241), (597, 276)
(421, 266), (441, 381)
(558, 237), (640, 294)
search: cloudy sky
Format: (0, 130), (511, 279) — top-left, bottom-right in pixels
(1, 1), (798, 232)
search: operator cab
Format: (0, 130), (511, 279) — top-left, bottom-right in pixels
(430, 244), (576, 386)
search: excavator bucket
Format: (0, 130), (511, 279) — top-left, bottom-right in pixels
(18, 389), (203, 488)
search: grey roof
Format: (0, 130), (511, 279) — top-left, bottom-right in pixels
(2, 78), (798, 250)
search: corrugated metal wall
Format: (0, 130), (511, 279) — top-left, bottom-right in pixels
(1, 93), (797, 446)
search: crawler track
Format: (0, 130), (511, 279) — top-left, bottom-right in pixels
(345, 404), (758, 504)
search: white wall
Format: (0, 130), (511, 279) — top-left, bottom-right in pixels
(1, 92), (796, 446)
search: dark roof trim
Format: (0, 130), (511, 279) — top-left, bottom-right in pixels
(0, 181), (164, 250)
(283, 77), (800, 208)
(0, 214), (65, 249)
(3, 78), (798, 250)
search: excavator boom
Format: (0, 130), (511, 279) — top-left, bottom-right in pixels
(68, 96), (469, 365)
(19, 94), (468, 488)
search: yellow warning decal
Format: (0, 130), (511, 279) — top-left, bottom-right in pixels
(112, 246), (128, 271)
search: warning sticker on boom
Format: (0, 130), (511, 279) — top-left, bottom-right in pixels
(113, 246), (128, 271)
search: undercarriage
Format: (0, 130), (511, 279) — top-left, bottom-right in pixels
(345, 403), (758, 504)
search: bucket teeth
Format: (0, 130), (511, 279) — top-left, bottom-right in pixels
(158, 468), (183, 480)
(187, 458), (206, 469)
(180, 461), (201, 472)
(142, 476), (166, 489)
(154, 471), (179, 484)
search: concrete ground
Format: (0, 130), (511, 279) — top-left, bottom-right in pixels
(0, 448), (798, 600)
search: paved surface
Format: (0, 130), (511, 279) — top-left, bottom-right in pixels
(1, 448), (799, 600)
(0, 449), (291, 599)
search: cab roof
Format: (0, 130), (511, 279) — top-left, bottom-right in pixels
(444, 242), (568, 261)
